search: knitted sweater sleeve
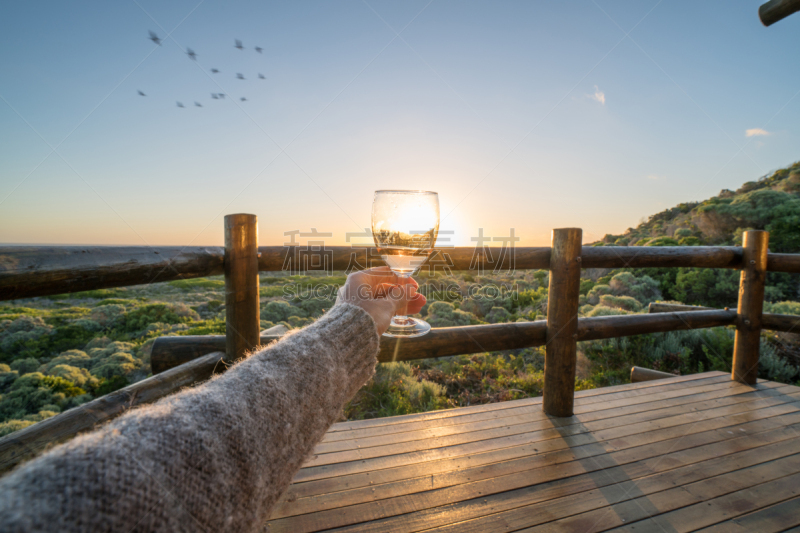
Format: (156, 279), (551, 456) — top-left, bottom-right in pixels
(0, 303), (380, 533)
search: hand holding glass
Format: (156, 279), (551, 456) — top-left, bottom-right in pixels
(371, 190), (439, 337)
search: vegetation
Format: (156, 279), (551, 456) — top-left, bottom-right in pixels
(1, 162), (799, 436)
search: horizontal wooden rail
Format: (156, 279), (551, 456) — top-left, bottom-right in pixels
(766, 253), (800, 274)
(648, 302), (800, 334)
(0, 352), (225, 475)
(152, 309), (737, 373)
(630, 366), (678, 383)
(4, 245), (800, 302)
(759, 0), (800, 26)
(0, 246), (224, 301)
(12, 244), (800, 302)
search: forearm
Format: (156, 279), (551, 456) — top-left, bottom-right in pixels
(0, 303), (379, 533)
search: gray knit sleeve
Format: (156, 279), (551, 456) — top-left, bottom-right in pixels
(0, 303), (380, 533)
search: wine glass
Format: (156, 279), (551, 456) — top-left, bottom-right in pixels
(371, 190), (439, 338)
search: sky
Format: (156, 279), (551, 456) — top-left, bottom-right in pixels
(1, 0), (798, 248)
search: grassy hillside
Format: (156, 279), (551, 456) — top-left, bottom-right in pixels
(589, 162), (800, 309)
(595, 161), (800, 251)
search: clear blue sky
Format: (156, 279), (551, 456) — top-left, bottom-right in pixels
(1, 0), (798, 247)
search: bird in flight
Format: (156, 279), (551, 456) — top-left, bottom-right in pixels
(217, 93), (226, 99)
(255, 46), (263, 53)
(186, 48), (197, 60)
(258, 73), (265, 79)
(195, 102), (202, 107)
(148, 30), (161, 45)
(235, 39), (243, 50)
(177, 102), (184, 108)
(236, 73), (245, 80)
(137, 90), (146, 96)
(211, 68), (219, 74)
(211, 93), (219, 99)
(240, 97), (247, 101)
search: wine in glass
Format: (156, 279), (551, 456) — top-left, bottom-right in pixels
(371, 190), (439, 338)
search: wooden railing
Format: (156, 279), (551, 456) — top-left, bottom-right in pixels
(759, 0), (800, 26)
(1, 214), (799, 473)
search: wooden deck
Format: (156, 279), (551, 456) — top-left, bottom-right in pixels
(266, 371), (800, 532)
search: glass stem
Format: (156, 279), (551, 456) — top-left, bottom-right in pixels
(395, 275), (411, 321)
(394, 301), (408, 322)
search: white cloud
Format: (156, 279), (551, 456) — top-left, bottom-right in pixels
(745, 128), (770, 137)
(588, 86), (605, 105)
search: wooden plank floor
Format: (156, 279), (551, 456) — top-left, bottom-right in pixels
(265, 371), (800, 532)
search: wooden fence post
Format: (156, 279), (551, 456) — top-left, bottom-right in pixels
(224, 214), (260, 363)
(543, 228), (582, 417)
(732, 230), (769, 385)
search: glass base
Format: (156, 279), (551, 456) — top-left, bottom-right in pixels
(382, 316), (431, 338)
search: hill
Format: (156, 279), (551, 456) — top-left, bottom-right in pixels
(585, 162), (800, 309)
(594, 161), (800, 252)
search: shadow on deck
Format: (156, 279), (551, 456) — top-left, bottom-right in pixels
(267, 371), (800, 532)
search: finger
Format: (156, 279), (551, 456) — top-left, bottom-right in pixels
(359, 267), (400, 288)
(406, 293), (427, 315)
(372, 283), (415, 314)
(358, 299), (396, 335)
(374, 282), (404, 300)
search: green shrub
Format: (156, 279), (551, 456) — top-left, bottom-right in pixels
(588, 306), (631, 317)
(0, 316), (53, 361)
(345, 362), (447, 419)
(0, 372), (87, 422)
(168, 278), (225, 290)
(89, 350), (140, 379)
(90, 304), (126, 327)
(764, 301), (800, 315)
(61, 288), (128, 299)
(0, 420), (35, 437)
(673, 268), (739, 308)
(122, 304), (197, 333)
(93, 298), (138, 307)
(261, 301), (307, 323)
(426, 302), (472, 327)
(459, 286), (514, 318)
(579, 279), (595, 296)
(287, 316), (312, 329)
(260, 286), (285, 298)
(0, 369), (18, 390)
(759, 342), (799, 383)
(48, 365), (97, 389)
(586, 284), (612, 305)
(94, 376), (130, 396)
(645, 237), (680, 246)
(517, 286), (547, 311)
(608, 272), (661, 305)
(184, 318), (226, 335)
(293, 298), (334, 318)
(485, 307), (512, 324)
(43, 349), (92, 371)
(598, 295), (642, 312)
(10, 358), (39, 374)
(45, 323), (100, 355)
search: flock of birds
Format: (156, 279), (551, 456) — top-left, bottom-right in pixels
(138, 31), (265, 108)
